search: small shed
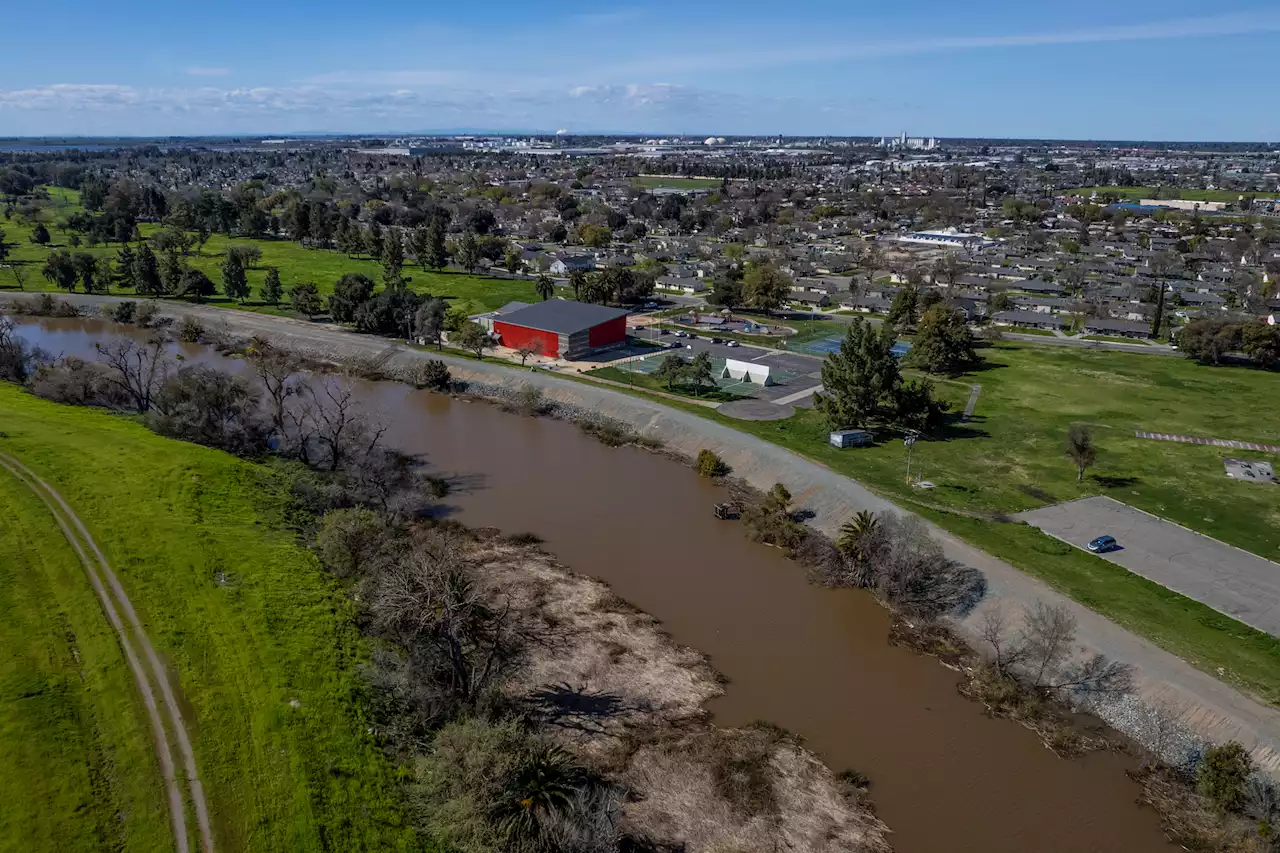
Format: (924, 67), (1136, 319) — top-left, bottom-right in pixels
(829, 429), (871, 448)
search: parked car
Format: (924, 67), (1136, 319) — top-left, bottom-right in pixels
(1087, 535), (1118, 553)
(710, 337), (723, 344)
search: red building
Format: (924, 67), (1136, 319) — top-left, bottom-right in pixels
(492, 300), (629, 359)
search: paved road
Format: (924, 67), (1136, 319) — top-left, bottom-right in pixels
(1019, 497), (1280, 638)
(11, 292), (1280, 772)
(0, 450), (215, 853)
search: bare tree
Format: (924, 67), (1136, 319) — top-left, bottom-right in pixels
(1065, 423), (1096, 482)
(94, 334), (170, 412)
(978, 605), (1028, 678)
(1023, 600), (1078, 687)
(246, 340), (302, 446)
(301, 376), (386, 471)
(515, 340), (543, 366)
(10, 264), (27, 290)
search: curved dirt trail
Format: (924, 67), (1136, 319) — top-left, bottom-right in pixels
(0, 450), (214, 853)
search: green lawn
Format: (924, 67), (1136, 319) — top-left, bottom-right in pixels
(1, 189), (540, 316)
(0, 481), (170, 853)
(586, 364), (741, 403)
(1069, 186), (1245, 204)
(1079, 334), (1149, 345)
(1005, 326), (1059, 337)
(631, 176), (723, 190)
(0, 386), (414, 853)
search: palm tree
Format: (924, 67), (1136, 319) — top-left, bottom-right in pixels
(535, 275), (554, 301)
(492, 745), (581, 847)
(837, 510), (880, 560)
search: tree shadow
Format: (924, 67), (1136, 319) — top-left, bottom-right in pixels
(1092, 474), (1141, 489)
(526, 683), (643, 734)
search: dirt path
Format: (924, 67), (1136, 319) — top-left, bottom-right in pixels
(0, 450), (214, 853)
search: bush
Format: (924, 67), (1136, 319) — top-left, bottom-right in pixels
(149, 365), (268, 455)
(135, 301), (160, 327)
(29, 358), (128, 408)
(1197, 742), (1254, 812)
(177, 316), (205, 343)
(406, 358), (452, 391)
(111, 300), (138, 323)
(696, 449), (730, 477)
(314, 507), (389, 578)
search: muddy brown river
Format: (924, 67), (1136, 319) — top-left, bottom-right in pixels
(10, 317), (1171, 853)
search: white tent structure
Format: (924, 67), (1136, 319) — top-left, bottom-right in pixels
(721, 358), (774, 386)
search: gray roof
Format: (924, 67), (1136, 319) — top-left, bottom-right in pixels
(496, 299), (629, 335)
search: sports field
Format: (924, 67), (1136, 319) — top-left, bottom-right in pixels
(0, 385), (413, 852)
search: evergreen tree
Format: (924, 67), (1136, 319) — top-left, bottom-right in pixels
(290, 282), (323, 319)
(72, 252), (103, 293)
(424, 216), (448, 269)
(381, 228), (405, 289)
(133, 244), (164, 298)
(115, 244), (137, 290)
(159, 247), (185, 295)
(1150, 283), (1167, 340)
(457, 232), (481, 274)
(0, 226), (9, 264)
(815, 318), (903, 429)
(179, 268), (216, 302)
(365, 221), (384, 258)
(414, 297), (448, 348)
(886, 286), (920, 329)
(261, 267), (283, 306)
(908, 305), (978, 375)
(329, 272), (376, 323)
(221, 252), (251, 303)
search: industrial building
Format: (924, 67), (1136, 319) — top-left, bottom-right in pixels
(491, 300), (629, 359)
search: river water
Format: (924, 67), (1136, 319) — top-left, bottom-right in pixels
(9, 316), (1171, 853)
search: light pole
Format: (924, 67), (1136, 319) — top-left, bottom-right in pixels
(904, 431), (918, 486)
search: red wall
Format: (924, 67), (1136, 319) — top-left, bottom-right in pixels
(588, 316), (627, 349)
(494, 321), (559, 357)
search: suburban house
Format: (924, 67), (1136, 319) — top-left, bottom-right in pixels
(1083, 318), (1151, 338)
(549, 255), (596, 275)
(991, 310), (1066, 331)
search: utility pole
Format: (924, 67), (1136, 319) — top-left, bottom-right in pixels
(904, 430), (918, 486)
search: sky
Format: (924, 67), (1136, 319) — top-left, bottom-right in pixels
(2, 0), (1278, 141)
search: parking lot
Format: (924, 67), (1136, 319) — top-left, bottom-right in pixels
(1018, 496), (1280, 637)
(626, 328), (823, 403)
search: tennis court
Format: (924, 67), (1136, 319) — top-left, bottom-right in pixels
(615, 351), (799, 396)
(806, 336), (913, 357)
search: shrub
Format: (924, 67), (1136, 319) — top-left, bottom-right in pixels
(1197, 742), (1254, 812)
(406, 358), (452, 391)
(111, 300), (138, 323)
(177, 316), (205, 343)
(696, 449), (730, 477)
(135, 301), (160, 327)
(314, 507), (388, 578)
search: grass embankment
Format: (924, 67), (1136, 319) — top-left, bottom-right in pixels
(1005, 326), (1058, 337)
(1079, 334), (1149, 345)
(0, 188), (541, 315)
(0, 482), (170, 853)
(1069, 186), (1247, 204)
(0, 385), (413, 853)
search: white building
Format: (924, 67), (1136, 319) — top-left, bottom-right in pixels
(896, 228), (996, 250)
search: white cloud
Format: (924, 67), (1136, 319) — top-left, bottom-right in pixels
(184, 66), (230, 77)
(303, 69), (462, 86)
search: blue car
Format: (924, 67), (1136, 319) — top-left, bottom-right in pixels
(1087, 535), (1118, 553)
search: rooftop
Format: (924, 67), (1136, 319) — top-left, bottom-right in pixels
(496, 299), (630, 335)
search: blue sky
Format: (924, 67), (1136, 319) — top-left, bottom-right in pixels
(2, 1), (1278, 140)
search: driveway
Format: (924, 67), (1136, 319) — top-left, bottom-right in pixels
(1019, 496), (1280, 638)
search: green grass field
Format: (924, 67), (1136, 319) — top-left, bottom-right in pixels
(631, 176), (722, 190)
(1, 189), (540, 316)
(1069, 186), (1245, 204)
(0, 482), (171, 853)
(0, 385), (414, 853)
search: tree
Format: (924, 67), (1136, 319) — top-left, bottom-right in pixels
(328, 273), (375, 323)
(1150, 283), (1167, 340)
(886, 286), (919, 329)
(695, 449), (729, 477)
(10, 264), (27, 290)
(133, 244), (164, 298)
(414, 297), (447, 349)
(261, 267), (283, 306)
(178, 268), (216, 302)
(159, 247), (185, 296)
(42, 250), (78, 291)
(115, 244), (137, 290)
(72, 252), (104, 294)
(568, 269), (588, 300)
(492, 745), (582, 846)
(455, 321), (493, 359)
(578, 223), (611, 248)
(815, 318), (901, 429)
(741, 483), (804, 549)
(381, 228), (405, 289)
(707, 275), (743, 311)
(0, 226), (9, 264)
(220, 252), (251, 303)
(683, 350), (715, 396)
(457, 232), (481, 274)
(1242, 323), (1280, 370)
(315, 507), (387, 578)
(226, 244), (261, 268)
(1177, 319), (1242, 365)
(290, 282), (323, 319)
(30, 223), (50, 245)
(909, 305), (978, 375)
(245, 340), (301, 447)
(1197, 743), (1254, 813)
(535, 274), (554, 301)
(742, 260), (792, 315)
(514, 340), (543, 365)
(653, 352), (688, 390)
(423, 216), (449, 270)
(837, 510), (881, 563)
(94, 335), (170, 413)
(1065, 423), (1096, 482)
(365, 221), (383, 258)
(503, 247), (523, 275)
